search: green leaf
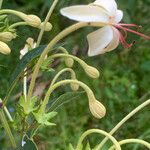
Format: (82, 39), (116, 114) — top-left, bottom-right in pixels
(33, 111), (57, 126)
(4, 43), (65, 103)
(49, 91), (85, 111)
(85, 142), (91, 150)
(68, 143), (75, 150)
(19, 96), (39, 115)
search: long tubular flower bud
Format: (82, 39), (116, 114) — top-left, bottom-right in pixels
(0, 41), (11, 55)
(51, 53), (100, 78)
(0, 9), (41, 28)
(41, 79), (106, 119)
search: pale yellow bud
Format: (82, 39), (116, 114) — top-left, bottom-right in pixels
(39, 22), (52, 31)
(24, 15), (41, 28)
(70, 72), (79, 91)
(65, 58), (74, 68)
(0, 32), (16, 42)
(84, 65), (100, 79)
(89, 100), (106, 119)
(0, 41), (11, 55)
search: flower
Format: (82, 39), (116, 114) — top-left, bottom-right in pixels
(61, 0), (150, 56)
(0, 41), (11, 55)
(0, 32), (16, 42)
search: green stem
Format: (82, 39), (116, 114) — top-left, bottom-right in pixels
(0, 0), (3, 9)
(0, 110), (16, 148)
(27, 22), (105, 101)
(9, 22), (28, 29)
(50, 68), (76, 86)
(75, 129), (121, 150)
(109, 139), (150, 150)
(41, 79), (95, 113)
(95, 99), (150, 150)
(36, 0), (59, 47)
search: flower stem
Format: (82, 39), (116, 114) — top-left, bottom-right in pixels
(75, 129), (121, 150)
(0, 110), (16, 148)
(95, 99), (150, 150)
(9, 22), (28, 29)
(108, 139), (150, 150)
(0, 0), (3, 9)
(40, 79), (95, 113)
(36, 0), (59, 47)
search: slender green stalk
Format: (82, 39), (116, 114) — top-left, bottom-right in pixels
(75, 129), (121, 150)
(0, 110), (16, 148)
(36, 0), (59, 46)
(50, 68), (75, 86)
(41, 79), (95, 113)
(0, 0), (3, 9)
(95, 99), (150, 150)
(109, 139), (150, 150)
(27, 22), (106, 101)
(9, 22), (28, 29)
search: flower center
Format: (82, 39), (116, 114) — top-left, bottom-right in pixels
(114, 23), (150, 49)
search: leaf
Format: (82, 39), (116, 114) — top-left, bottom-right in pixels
(33, 111), (57, 126)
(4, 43), (65, 103)
(19, 96), (39, 115)
(68, 143), (75, 150)
(85, 142), (91, 150)
(49, 91), (85, 111)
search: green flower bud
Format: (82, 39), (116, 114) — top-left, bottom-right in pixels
(0, 41), (11, 55)
(0, 32), (16, 42)
(89, 99), (106, 119)
(84, 65), (100, 79)
(39, 22), (53, 31)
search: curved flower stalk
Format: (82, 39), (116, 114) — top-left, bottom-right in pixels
(109, 139), (150, 150)
(39, 79), (106, 119)
(61, 0), (150, 56)
(75, 129), (121, 150)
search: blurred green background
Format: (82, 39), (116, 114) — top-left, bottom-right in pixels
(0, 0), (150, 149)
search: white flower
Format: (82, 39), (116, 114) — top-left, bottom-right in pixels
(61, 0), (150, 56)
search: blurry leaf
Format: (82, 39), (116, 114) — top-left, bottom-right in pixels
(19, 96), (39, 115)
(4, 43), (64, 103)
(85, 142), (91, 150)
(49, 91), (85, 111)
(68, 143), (75, 150)
(33, 111), (57, 126)
(140, 61), (150, 72)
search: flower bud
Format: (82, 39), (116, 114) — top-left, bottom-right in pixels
(65, 58), (74, 68)
(89, 100), (106, 119)
(0, 32), (16, 42)
(24, 15), (41, 28)
(0, 41), (11, 55)
(70, 80), (79, 91)
(84, 65), (100, 79)
(70, 72), (79, 91)
(39, 22), (53, 31)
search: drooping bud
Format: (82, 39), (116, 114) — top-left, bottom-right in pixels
(0, 41), (11, 55)
(0, 32), (16, 42)
(70, 72), (79, 91)
(84, 65), (100, 79)
(39, 22), (53, 31)
(24, 15), (41, 28)
(65, 57), (74, 68)
(89, 99), (106, 119)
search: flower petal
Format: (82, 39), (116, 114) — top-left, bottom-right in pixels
(60, 5), (109, 22)
(94, 0), (117, 15)
(114, 10), (123, 23)
(104, 27), (119, 52)
(87, 26), (114, 56)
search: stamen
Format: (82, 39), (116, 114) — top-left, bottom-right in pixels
(117, 30), (133, 49)
(118, 23), (142, 29)
(115, 25), (150, 40)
